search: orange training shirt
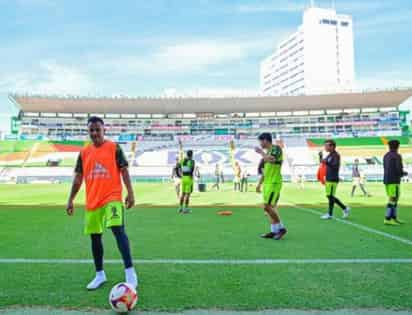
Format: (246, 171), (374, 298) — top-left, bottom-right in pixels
(80, 140), (123, 210)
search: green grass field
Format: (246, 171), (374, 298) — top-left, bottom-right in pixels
(0, 182), (412, 314)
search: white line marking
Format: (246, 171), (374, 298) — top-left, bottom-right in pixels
(0, 258), (412, 264)
(290, 205), (412, 246)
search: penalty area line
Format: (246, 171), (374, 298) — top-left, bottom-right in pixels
(288, 204), (412, 247)
(0, 258), (412, 264)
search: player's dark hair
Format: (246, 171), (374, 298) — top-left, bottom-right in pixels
(258, 132), (272, 143)
(187, 150), (193, 158)
(87, 116), (104, 126)
(388, 139), (400, 151)
(324, 139), (336, 148)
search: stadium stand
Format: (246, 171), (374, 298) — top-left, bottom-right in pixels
(2, 89), (411, 182)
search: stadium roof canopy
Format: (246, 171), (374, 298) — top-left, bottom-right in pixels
(10, 89), (412, 114)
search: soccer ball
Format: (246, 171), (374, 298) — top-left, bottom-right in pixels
(109, 282), (138, 313)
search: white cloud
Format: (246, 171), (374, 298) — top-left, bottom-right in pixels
(237, 1), (394, 14)
(357, 71), (412, 91)
(103, 33), (290, 76)
(1, 61), (94, 95)
(237, 2), (304, 13)
(106, 39), (254, 74)
(162, 87), (259, 97)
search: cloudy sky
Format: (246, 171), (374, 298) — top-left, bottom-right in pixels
(0, 0), (411, 131)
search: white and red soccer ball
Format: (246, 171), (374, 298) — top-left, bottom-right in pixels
(109, 282), (138, 313)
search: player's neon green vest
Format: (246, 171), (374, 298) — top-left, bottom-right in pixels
(181, 159), (194, 179)
(263, 145), (283, 184)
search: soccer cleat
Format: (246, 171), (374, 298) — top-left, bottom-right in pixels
(182, 208), (192, 214)
(384, 219), (400, 226)
(394, 218), (406, 224)
(178, 208), (184, 214)
(125, 267), (138, 289)
(274, 228), (287, 240)
(321, 213), (332, 220)
(342, 207), (350, 219)
(86, 272), (107, 290)
(260, 232), (276, 239)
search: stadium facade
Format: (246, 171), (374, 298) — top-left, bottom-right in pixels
(9, 90), (412, 142)
(260, 6), (355, 96)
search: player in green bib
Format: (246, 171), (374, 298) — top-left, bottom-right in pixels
(178, 140), (195, 214)
(255, 133), (287, 240)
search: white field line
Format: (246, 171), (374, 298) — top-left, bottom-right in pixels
(288, 204), (412, 246)
(0, 258), (412, 264)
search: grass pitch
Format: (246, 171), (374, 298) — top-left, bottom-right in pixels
(0, 182), (412, 313)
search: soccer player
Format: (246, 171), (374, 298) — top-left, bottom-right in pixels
(171, 157), (182, 199)
(178, 141), (195, 214)
(212, 164), (221, 191)
(321, 140), (350, 219)
(383, 140), (408, 225)
(255, 133), (287, 240)
(233, 161), (241, 191)
(66, 116), (138, 290)
(240, 167), (249, 192)
(351, 159), (370, 197)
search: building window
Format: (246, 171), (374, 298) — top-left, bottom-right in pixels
(341, 21), (349, 27)
(330, 20), (337, 25)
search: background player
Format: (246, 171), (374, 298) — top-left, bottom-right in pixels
(351, 159), (371, 197)
(383, 140), (408, 225)
(171, 157), (181, 199)
(255, 133), (287, 240)
(233, 161), (241, 191)
(212, 164), (221, 191)
(321, 140), (350, 220)
(178, 140), (195, 214)
(66, 116), (138, 290)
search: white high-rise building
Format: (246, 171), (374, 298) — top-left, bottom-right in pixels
(260, 6), (355, 96)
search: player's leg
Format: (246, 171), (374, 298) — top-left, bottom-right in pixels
(385, 184), (403, 225)
(331, 183), (350, 218)
(351, 181), (356, 197)
(261, 183), (286, 240)
(84, 208), (107, 290)
(179, 180), (186, 212)
(105, 202), (138, 288)
(322, 182), (335, 219)
(183, 181), (193, 213)
(175, 180), (180, 199)
(184, 193), (191, 213)
(392, 185), (404, 223)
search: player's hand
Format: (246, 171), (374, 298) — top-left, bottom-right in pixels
(256, 184), (262, 193)
(125, 194), (135, 209)
(66, 200), (74, 216)
(255, 147), (264, 155)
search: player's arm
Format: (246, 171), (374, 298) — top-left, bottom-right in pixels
(393, 155), (408, 177)
(256, 158), (264, 193)
(178, 139), (184, 162)
(255, 146), (281, 164)
(117, 144), (135, 209)
(66, 154), (84, 216)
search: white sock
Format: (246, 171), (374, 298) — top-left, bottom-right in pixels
(125, 267), (136, 277)
(271, 224), (279, 233)
(271, 223), (284, 233)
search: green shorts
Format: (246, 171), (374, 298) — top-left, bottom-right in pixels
(84, 201), (124, 235)
(263, 182), (282, 206)
(325, 181), (338, 197)
(385, 184), (400, 200)
(181, 177), (193, 194)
